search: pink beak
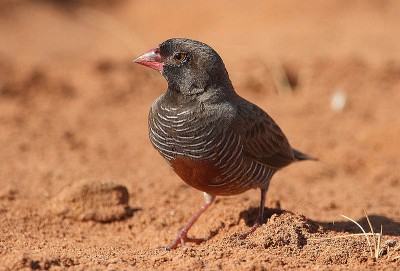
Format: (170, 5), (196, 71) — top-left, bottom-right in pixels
(133, 47), (163, 72)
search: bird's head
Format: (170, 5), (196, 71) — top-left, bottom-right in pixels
(134, 38), (233, 98)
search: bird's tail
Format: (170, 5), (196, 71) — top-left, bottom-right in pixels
(292, 148), (318, 161)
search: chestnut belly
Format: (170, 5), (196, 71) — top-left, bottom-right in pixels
(171, 157), (250, 196)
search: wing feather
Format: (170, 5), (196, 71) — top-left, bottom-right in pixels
(234, 101), (295, 168)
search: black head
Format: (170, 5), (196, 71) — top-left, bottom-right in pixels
(134, 38), (234, 98)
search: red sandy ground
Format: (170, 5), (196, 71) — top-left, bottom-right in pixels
(0, 1), (400, 270)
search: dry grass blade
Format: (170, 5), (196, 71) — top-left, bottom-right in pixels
(376, 225), (382, 259)
(364, 210), (384, 260)
(341, 213), (385, 260)
(341, 214), (373, 257)
(308, 233), (380, 241)
(364, 210), (376, 255)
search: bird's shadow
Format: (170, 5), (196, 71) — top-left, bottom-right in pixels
(239, 207), (400, 236)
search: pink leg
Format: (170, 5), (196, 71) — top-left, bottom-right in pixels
(240, 188), (267, 239)
(166, 193), (216, 250)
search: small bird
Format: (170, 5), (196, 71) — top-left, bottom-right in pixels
(134, 38), (316, 249)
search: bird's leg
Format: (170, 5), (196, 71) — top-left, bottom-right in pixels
(166, 193), (216, 250)
(239, 188), (267, 239)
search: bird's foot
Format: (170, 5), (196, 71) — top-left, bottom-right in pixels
(165, 232), (205, 250)
(239, 222), (261, 240)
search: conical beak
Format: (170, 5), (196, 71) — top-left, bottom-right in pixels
(133, 47), (163, 72)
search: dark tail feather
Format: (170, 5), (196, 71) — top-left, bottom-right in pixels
(293, 148), (318, 161)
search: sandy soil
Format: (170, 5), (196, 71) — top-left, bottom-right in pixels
(0, 0), (400, 270)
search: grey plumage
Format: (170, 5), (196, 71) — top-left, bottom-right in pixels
(148, 90), (288, 195)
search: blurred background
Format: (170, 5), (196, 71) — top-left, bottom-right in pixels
(0, 0), (399, 268)
(2, 1), (400, 68)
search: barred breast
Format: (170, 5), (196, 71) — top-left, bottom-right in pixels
(148, 95), (276, 196)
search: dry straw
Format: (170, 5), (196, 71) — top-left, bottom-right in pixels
(309, 211), (388, 261)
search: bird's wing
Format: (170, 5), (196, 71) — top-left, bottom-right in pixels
(235, 102), (295, 168)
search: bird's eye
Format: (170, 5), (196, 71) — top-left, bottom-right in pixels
(173, 52), (187, 63)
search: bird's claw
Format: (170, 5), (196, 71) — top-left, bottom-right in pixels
(239, 222), (261, 240)
(165, 233), (205, 250)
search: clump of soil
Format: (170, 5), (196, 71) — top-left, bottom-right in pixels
(51, 181), (132, 222)
(251, 212), (320, 249)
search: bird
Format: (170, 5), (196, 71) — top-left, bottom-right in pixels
(134, 38), (316, 250)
